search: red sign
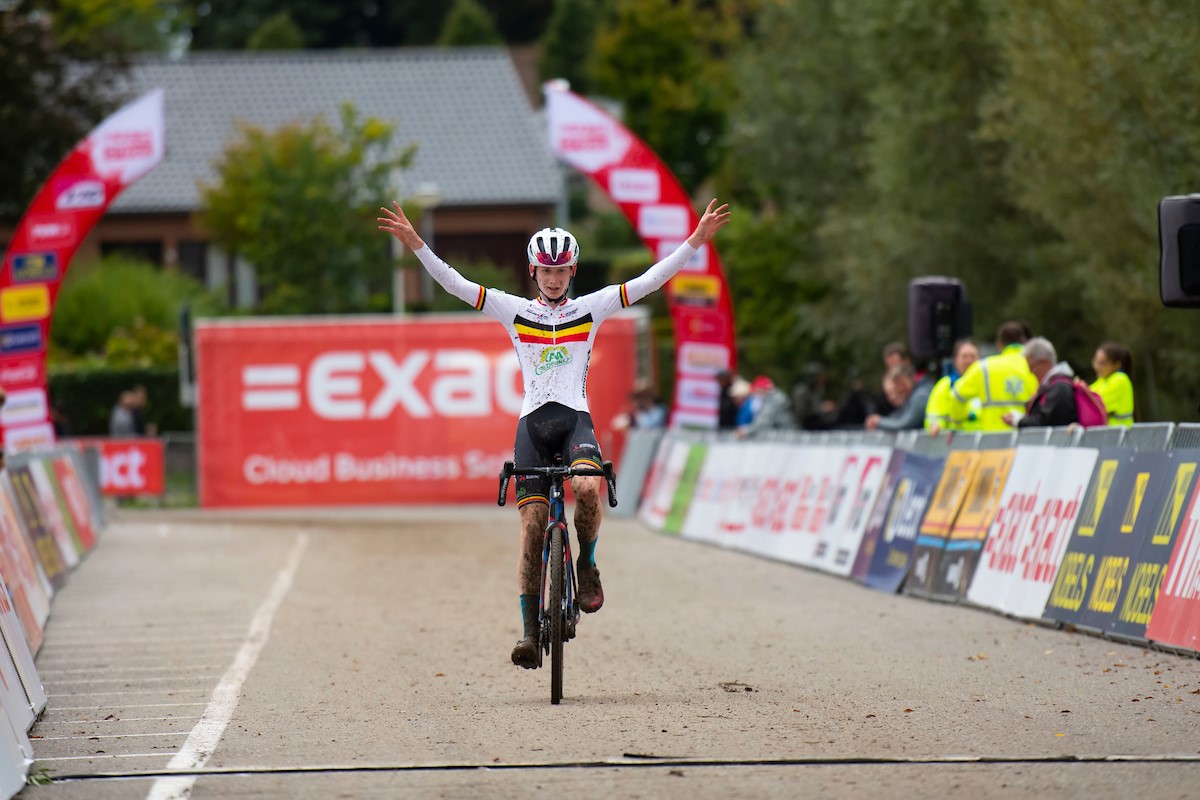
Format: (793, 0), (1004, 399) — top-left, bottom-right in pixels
(545, 84), (737, 428)
(0, 90), (164, 451)
(70, 438), (166, 497)
(196, 316), (640, 507)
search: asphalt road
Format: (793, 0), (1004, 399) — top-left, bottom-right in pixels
(15, 506), (1200, 799)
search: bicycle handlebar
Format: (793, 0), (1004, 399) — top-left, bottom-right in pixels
(497, 460), (618, 508)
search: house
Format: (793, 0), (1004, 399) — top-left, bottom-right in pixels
(76, 48), (565, 306)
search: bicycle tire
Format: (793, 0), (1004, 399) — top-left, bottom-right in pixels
(549, 522), (565, 705)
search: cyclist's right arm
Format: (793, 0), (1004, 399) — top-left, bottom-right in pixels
(413, 245), (488, 310)
(379, 200), (512, 317)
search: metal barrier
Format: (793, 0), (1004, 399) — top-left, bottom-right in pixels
(1080, 426), (1126, 449)
(911, 432), (950, 458)
(1047, 427), (1083, 448)
(1171, 423), (1200, 450)
(1123, 422), (1175, 452)
(978, 431), (1017, 450)
(1016, 427), (1050, 446)
(949, 432), (981, 450)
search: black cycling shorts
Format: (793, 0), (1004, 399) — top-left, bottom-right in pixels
(512, 402), (603, 509)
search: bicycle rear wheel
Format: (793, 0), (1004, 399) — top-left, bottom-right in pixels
(549, 522), (565, 705)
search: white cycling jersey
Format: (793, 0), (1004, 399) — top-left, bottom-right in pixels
(414, 242), (696, 418)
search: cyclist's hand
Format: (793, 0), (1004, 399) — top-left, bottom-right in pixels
(687, 198), (732, 248)
(378, 201), (426, 250)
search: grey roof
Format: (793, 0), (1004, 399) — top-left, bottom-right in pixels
(111, 48), (563, 213)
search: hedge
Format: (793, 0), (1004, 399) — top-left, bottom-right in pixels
(48, 366), (192, 436)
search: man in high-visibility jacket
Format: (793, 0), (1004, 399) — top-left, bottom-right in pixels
(950, 321), (1038, 432)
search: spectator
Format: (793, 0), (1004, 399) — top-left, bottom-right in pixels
(716, 370), (739, 431)
(129, 384), (157, 436)
(831, 368), (876, 428)
(738, 375), (794, 438)
(1004, 337), (1077, 428)
(925, 338), (982, 435)
(865, 365), (933, 431)
(791, 362), (826, 428)
(1090, 341), (1134, 427)
(950, 320), (1037, 431)
(109, 391), (138, 437)
(611, 379), (666, 431)
(874, 342), (911, 416)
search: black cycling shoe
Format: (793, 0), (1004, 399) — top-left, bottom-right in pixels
(577, 563), (604, 613)
(511, 636), (540, 669)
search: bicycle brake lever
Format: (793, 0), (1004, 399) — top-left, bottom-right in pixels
(603, 461), (618, 508)
(498, 461), (515, 506)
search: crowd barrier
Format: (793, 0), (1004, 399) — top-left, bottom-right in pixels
(0, 446), (107, 795)
(630, 422), (1200, 660)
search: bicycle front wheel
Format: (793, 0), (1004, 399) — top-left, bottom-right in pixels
(549, 522), (565, 705)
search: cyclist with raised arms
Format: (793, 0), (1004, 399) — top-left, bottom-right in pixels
(379, 198), (731, 669)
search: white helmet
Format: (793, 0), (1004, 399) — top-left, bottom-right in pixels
(527, 227), (579, 267)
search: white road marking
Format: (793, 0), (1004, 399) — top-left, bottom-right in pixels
(47, 689), (209, 697)
(38, 666), (221, 676)
(43, 675), (218, 685)
(146, 533), (308, 800)
(36, 753), (171, 762)
(40, 717), (201, 725)
(35, 731), (191, 741)
(45, 703), (207, 712)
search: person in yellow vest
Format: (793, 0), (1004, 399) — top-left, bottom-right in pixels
(925, 338), (981, 435)
(949, 321), (1038, 431)
(1090, 341), (1134, 427)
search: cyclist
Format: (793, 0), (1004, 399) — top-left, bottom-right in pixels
(379, 198), (731, 669)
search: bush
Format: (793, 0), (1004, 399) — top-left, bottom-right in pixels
(52, 255), (224, 361)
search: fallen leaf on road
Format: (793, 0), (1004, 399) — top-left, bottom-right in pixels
(903, 708), (914, 713)
(967, 654), (988, 661)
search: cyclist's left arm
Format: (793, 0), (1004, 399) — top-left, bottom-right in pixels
(592, 198), (731, 316)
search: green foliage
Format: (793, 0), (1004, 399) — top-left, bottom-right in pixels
(51, 254), (222, 360)
(538, 0), (604, 93)
(246, 10), (304, 50)
(0, 0), (167, 216)
(437, 0), (503, 46)
(980, 0), (1200, 420)
(591, 0), (743, 192)
(48, 365), (190, 435)
(200, 103), (414, 315)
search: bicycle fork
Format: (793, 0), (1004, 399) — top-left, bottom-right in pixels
(539, 495), (579, 655)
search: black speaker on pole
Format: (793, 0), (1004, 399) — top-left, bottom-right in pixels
(908, 277), (972, 363)
(1159, 194), (1200, 308)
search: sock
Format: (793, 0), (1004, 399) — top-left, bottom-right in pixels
(519, 594), (539, 639)
(577, 535), (598, 569)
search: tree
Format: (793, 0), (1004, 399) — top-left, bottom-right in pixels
(591, 0), (742, 193)
(245, 11), (304, 50)
(0, 0), (173, 218)
(199, 104), (415, 315)
(438, 0), (503, 46)
(538, 0), (604, 94)
(982, 0), (1200, 420)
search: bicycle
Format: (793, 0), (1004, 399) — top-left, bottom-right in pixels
(498, 457), (617, 704)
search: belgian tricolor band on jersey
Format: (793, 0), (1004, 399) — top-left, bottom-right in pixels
(513, 313), (594, 344)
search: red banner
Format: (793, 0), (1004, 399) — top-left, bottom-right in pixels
(196, 315), (640, 507)
(0, 90), (165, 450)
(544, 82), (737, 428)
(70, 438), (166, 497)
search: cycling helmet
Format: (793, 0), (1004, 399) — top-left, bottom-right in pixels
(527, 227), (579, 267)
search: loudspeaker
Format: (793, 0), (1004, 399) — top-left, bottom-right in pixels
(1159, 194), (1200, 308)
(908, 277), (972, 363)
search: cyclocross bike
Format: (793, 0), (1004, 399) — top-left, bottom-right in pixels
(498, 457), (618, 704)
